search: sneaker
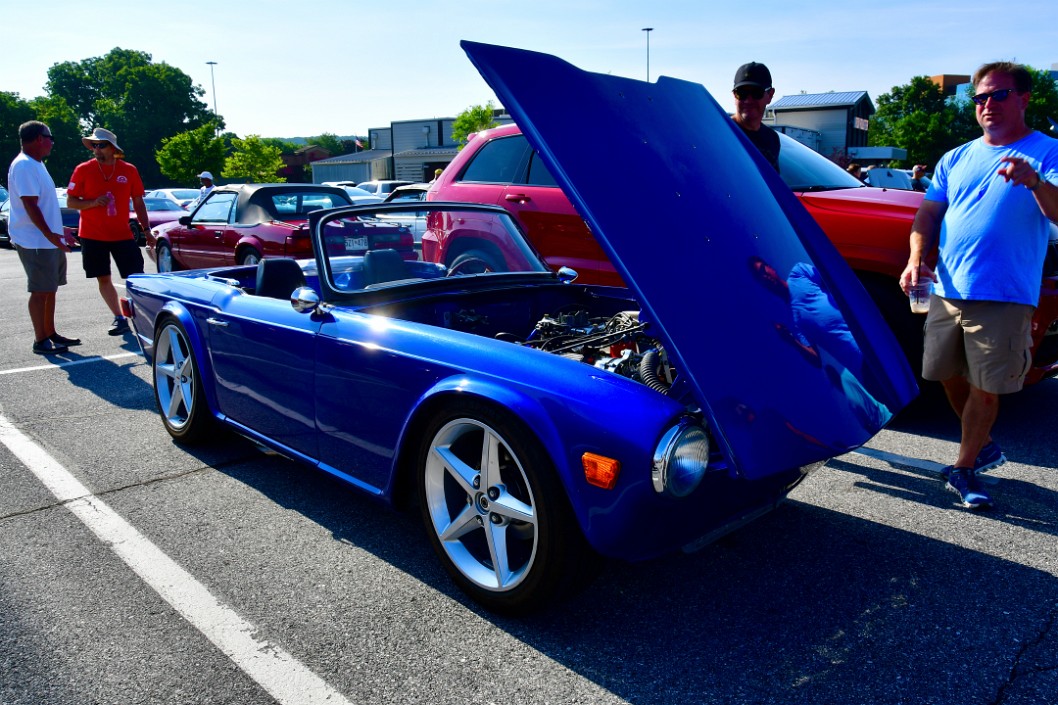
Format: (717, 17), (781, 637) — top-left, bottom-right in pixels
(32, 338), (68, 355)
(50, 333), (82, 347)
(108, 317), (130, 336)
(944, 467), (994, 509)
(974, 441), (1006, 473)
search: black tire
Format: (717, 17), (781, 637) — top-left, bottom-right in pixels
(130, 221), (145, 246)
(447, 248), (505, 276)
(417, 399), (596, 614)
(239, 247), (262, 267)
(156, 241), (179, 273)
(152, 318), (213, 443)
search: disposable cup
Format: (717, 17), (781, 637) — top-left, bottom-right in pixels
(909, 281), (933, 314)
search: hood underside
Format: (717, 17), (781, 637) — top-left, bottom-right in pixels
(461, 41), (918, 477)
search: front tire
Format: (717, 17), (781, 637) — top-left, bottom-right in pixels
(417, 399), (594, 613)
(156, 241), (178, 273)
(447, 248), (505, 276)
(153, 319), (213, 443)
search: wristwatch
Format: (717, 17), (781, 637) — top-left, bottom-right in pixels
(1028, 172), (1043, 191)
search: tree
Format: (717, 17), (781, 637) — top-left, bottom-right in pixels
(0, 92), (35, 185)
(223, 135), (286, 183)
(307, 133), (344, 156)
(868, 76), (965, 168)
(156, 123), (226, 186)
(45, 48), (216, 186)
(452, 101), (500, 147)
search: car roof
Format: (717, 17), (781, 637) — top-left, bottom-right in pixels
(461, 40), (917, 476)
(210, 184), (352, 223)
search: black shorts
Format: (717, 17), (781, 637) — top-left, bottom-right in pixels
(81, 238), (145, 279)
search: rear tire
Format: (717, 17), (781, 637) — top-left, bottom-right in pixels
(239, 247), (262, 267)
(447, 248), (505, 276)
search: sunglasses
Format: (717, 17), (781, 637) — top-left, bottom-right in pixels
(970, 88), (1017, 106)
(41, 134), (55, 141)
(89, 141), (112, 149)
(734, 86), (768, 100)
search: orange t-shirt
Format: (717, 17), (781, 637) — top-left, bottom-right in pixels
(67, 159), (145, 241)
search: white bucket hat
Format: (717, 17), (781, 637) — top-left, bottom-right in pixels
(81, 127), (124, 157)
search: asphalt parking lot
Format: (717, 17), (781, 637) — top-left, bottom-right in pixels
(1, 247), (1056, 705)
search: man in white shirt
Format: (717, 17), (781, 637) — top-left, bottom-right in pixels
(7, 121), (78, 354)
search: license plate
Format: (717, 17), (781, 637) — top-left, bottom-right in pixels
(344, 236), (368, 251)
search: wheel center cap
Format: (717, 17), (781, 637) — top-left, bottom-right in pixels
(475, 493), (490, 513)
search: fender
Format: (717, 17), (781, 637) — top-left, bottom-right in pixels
(153, 300), (224, 420)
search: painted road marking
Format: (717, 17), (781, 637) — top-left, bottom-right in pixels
(0, 352), (139, 376)
(852, 446), (999, 485)
(0, 413), (353, 705)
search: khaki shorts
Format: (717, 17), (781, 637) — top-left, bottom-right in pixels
(15, 246), (68, 292)
(922, 297), (1034, 394)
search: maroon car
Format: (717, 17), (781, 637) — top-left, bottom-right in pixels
(130, 197), (186, 245)
(146, 184), (415, 272)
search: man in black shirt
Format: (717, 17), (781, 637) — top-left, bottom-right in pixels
(732, 62), (780, 172)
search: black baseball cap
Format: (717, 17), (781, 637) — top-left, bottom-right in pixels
(733, 62), (772, 90)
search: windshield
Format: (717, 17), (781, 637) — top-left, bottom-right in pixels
(777, 134), (866, 192)
(315, 203), (551, 294)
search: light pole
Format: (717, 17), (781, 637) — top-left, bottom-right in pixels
(206, 61), (218, 133)
(642, 28), (653, 82)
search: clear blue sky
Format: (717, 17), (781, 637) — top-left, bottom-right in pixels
(6, 0), (1056, 140)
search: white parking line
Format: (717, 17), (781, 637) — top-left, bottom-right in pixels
(0, 352), (139, 376)
(0, 414), (353, 705)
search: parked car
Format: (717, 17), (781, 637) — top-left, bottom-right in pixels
(379, 183), (430, 243)
(0, 186), (8, 205)
(428, 124), (1058, 384)
(321, 182), (385, 206)
(356, 180), (413, 197)
(0, 194), (80, 248)
(121, 42), (916, 613)
(862, 167), (914, 190)
(145, 184), (413, 272)
(129, 197), (187, 245)
(146, 188), (201, 210)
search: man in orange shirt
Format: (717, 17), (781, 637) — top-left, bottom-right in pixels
(66, 127), (150, 335)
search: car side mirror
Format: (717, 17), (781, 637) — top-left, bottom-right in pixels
(290, 286), (320, 314)
(178, 215), (192, 226)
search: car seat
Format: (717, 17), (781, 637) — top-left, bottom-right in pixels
(362, 249), (408, 286)
(255, 258), (306, 299)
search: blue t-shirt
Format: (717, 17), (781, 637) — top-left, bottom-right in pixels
(925, 130), (1058, 306)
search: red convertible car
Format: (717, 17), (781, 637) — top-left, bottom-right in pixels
(145, 184), (416, 272)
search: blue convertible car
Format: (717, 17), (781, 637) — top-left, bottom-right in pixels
(123, 42), (917, 612)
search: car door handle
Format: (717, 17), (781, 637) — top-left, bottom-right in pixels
(504, 193), (531, 203)
(213, 230), (223, 237)
(206, 317), (228, 327)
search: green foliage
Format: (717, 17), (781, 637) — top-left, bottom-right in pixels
(0, 92), (36, 184)
(869, 76), (968, 168)
(223, 135), (286, 183)
(260, 137), (299, 155)
(45, 47), (216, 186)
(452, 101), (499, 147)
(307, 132), (344, 156)
(156, 123), (226, 186)
(1025, 66), (1058, 136)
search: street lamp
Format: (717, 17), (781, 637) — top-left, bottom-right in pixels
(642, 28), (653, 82)
(206, 61), (218, 133)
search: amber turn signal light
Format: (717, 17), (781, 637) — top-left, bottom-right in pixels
(582, 452), (620, 490)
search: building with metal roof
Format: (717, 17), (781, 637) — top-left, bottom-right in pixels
(766, 91), (874, 160)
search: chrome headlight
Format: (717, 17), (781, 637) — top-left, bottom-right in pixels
(652, 419), (710, 497)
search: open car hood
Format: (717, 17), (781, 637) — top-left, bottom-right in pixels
(462, 41), (918, 478)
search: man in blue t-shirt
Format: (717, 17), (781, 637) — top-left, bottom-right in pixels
(901, 61), (1058, 509)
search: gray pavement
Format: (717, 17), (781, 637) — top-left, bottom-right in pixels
(1, 247), (1056, 704)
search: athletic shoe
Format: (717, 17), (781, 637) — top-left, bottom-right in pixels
(50, 333), (82, 347)
(944, 467), (994, 510)
(974, 441), (1006, 473)
(108, 317), (130, 336)
(32, 338), (68, 355)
